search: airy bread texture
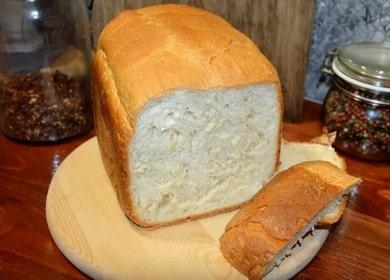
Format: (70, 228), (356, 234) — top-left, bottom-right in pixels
(92, 4), (282, 227)
(220, 161), (361, 280)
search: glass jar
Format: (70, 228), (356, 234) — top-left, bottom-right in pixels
(0, 0), (92, 142)
(322, 42), (390, 161)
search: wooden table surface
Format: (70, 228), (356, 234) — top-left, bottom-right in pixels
(0, 101), (389, 280)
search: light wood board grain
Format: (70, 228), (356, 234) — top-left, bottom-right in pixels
(46, 137), (332, 280)
(46, 137), (244, 280)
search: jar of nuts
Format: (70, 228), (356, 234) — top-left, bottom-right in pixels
(322, 42), (390, 161)
(0, 0), (92, 142)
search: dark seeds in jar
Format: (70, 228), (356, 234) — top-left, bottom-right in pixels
(323, 89), (390, 160)
(0, 72), (92, 142)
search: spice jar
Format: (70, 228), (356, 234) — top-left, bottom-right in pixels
(322, 42), (390, 161)
(0, 0), (92, 142)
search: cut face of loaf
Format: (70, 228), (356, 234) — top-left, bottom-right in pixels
(92, 4), (282, 227)
(220, 161), (362, 280)
(132, 85), (279, 223)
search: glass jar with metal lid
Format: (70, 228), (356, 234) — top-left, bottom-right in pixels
(0, 0), (92, 142)
(322, 42), (390, 161)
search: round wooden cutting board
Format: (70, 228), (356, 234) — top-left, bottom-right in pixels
(46, 137), (329, 280)
(46, 137), (245, 280)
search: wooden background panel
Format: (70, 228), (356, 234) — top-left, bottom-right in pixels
(90, 0), (316, 121)
(90, 0), (126, 48)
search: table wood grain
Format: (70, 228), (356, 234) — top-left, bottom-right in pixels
(0, 101), (389, 280)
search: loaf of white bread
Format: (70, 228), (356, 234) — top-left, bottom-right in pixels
(92, 4), (282, 227)
(220, 161), (361, 280)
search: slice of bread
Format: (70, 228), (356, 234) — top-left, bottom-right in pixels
(279, 139), (348, 225)
(220, 161), (361, 280)
(279, 139), (346, 172)
(92, 4), (282, 227)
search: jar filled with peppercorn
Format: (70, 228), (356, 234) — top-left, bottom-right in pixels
(322, 42), (390, 161)
(0, 0), (92, 142)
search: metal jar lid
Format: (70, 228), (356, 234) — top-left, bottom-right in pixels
(331, 42), (390, 105)
(332, 42), (390, 90)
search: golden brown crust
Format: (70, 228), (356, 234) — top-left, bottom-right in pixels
(92, 4), (283, 227)
(318, 197), (347, 226)
(92, 50), (133, 217)
(220, 161), (361, 280)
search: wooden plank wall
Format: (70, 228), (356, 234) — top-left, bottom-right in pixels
(90, 0), (316, 122)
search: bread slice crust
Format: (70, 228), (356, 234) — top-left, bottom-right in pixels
(219, 161), (361, 280)
(92, 4), (283, 227)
